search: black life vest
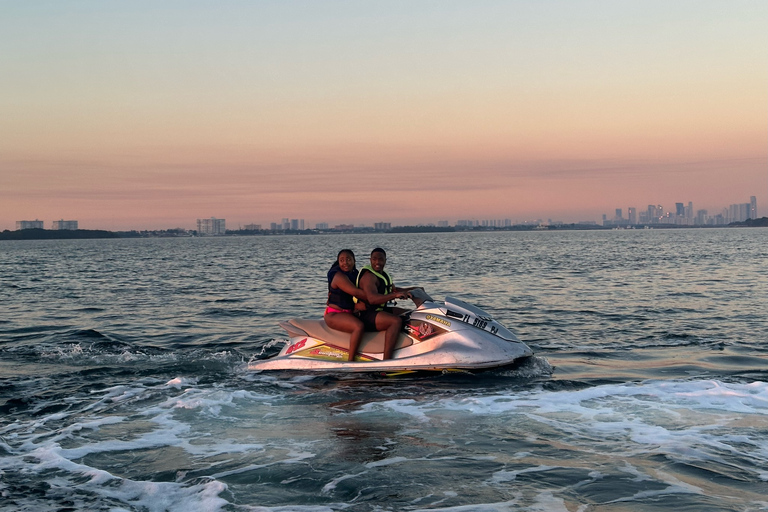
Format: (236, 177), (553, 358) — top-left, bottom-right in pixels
(327, 264), (358, 310)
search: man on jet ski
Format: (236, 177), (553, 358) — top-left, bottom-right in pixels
(355, 247), (421, 359)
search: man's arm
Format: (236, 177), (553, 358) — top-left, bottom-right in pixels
(360, 272), (406, 305)
(393, 285), (423, 293)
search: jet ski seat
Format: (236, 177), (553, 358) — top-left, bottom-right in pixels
(282, 319), (413, 354)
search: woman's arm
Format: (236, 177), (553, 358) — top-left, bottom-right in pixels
(332, 272), (367, 300)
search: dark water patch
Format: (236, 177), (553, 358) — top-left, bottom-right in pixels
(702, 353), (768, 369)
(543, 348), (739, 382)
(67, 328), (110, 340)
(556, 350), (615, 359)
(540, 378), (598, 391)
(671, 459), (762, 487)
(633, 333), (711, 349)
(0, 396), (35, 414)
(200, 307), (254, 318)
(668, 291), (708, 298)
(2, 324), (73, 336)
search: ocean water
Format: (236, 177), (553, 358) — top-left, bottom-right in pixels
(1, 229), (767, 512)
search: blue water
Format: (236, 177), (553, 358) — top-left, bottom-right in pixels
(1, 229), (767, 511)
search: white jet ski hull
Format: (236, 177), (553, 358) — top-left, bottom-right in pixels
(248, 295), (534, 374)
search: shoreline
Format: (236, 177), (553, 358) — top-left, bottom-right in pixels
(2, 218), (767, 240)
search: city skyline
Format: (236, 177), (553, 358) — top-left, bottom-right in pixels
(1, 2), (766, 231)
(10, 193), (761, 232)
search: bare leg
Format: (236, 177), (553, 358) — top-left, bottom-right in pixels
(374, 312), (403, 360)
(324, 312), (364, 361)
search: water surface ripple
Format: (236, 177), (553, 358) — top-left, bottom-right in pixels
(1, 229), (767, 511)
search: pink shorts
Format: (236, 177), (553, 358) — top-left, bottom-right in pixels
(325, 306), (353, 315)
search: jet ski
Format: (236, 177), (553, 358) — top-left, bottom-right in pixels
(248, 290), (533, 373)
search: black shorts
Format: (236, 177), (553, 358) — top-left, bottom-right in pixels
(357, 307), (393, 331)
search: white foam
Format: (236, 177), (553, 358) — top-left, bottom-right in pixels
(165, 376), (198, 388)
(361, 380), (768, 420)
(528, 492), (579, 512)
(5, 377), (765, 511)
(16, 442), (229, 511)
(411, 500), (520, 512)
(321, 470), (368, 494)
(250, 338), (287, 359)
(353, 379), (768, 482)
(365, 456), (409, 468)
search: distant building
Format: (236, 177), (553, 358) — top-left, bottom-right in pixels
(627, 207), (637, 225)
(646, 205), (663, 224)
(244, 223), (261, 231)
(374, 222), (391, 230)
(437, 220), (449, 227)
(16, 220), (44, 230)
(315, 222), (329, 230)
(750, 196), (757, 219)
(727, 203), (751, 223)
(52, 219), (78, 230)
(197, 217), (225, 235)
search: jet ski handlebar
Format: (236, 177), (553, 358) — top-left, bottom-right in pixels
(408, 288), (433, 307)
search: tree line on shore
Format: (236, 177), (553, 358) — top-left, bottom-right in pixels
(2, 218), (767, 241)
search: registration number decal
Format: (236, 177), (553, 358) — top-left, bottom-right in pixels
(286, 338), (307, 354)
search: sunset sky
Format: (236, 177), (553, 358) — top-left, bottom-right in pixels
(1, 1), (766, 230)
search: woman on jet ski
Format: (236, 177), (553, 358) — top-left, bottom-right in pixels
(325, 249), (368, 361)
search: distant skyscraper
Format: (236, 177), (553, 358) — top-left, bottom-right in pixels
(675, 203), (685, 216)
(52, 219), (78, 230)
(750, 196), (757, 219)
(627, 207), (637, 225)
(647, 205), (664, 224)
(614, 208), (623, 220)
(727, 203), (750, 223)
(196, 217), (225, 235)
(16, 220), (44, 230)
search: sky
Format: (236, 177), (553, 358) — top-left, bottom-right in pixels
(1, 0), (766, 230)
